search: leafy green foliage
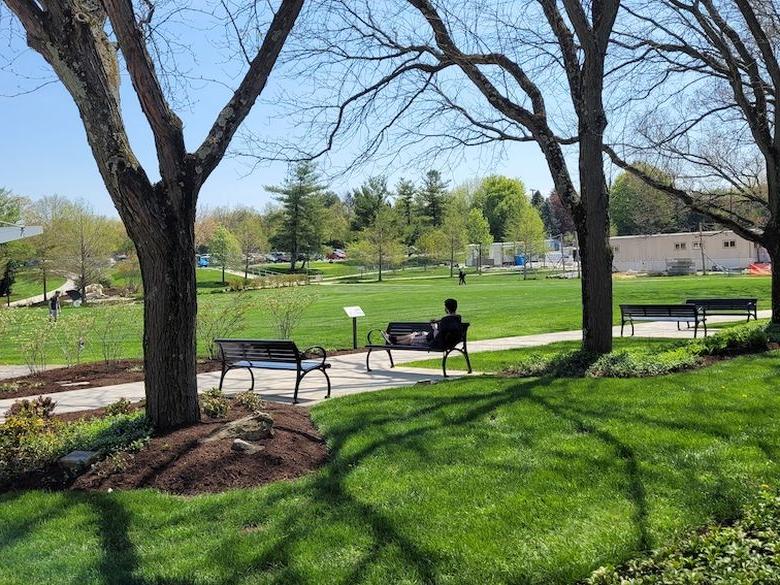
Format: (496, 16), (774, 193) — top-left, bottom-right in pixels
(0, 410), (150, 486)
(234, 391), (264, 413)
(104, 398), (134, 417)
(201, 387), (229, 419)
(6, 396), (57, 419)
(588, 488), (780, 584)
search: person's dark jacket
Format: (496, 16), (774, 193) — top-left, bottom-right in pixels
(431, 314), (463, 349)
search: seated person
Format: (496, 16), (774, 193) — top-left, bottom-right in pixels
(384, 299), (463, 347)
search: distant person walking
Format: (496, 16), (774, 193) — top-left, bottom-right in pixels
(49, 290), (62, 321)
(458, 269), (466, 285)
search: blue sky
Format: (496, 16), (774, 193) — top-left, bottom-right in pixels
(0, 8), (556, 218)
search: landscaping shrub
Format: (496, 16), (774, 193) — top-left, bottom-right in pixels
(201, 387), (229, 419)
(587, 488), (780, 584)
(234, 390), (264, 413)
(104, 397), (134, 416)
(504, 322), (773, 379)
(700, 320), (769, 355)
(197, 290), (259, 359)
(6, 396), (57, 419)
(0, 410), (151, 486)
(265, 287), (318, 339)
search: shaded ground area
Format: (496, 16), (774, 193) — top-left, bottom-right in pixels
(2, 353), (780, 584)
(0, 360), (221, 400)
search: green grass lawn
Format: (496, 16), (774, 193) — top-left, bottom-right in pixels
(2, 353), (780, 584)
(0, 273), (771, 364)
(408, 337), (678, 372)
(4, 270), (66, 303)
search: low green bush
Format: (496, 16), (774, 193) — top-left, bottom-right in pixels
(234, 390), (264, 413)
(201, 387), (229, 419)
(5, 396), (57, 419)
(504, 321), (772, 379)
(104, 397), (134, 416)
(587, 488), (780, 584)
(0, 410), (151, 486)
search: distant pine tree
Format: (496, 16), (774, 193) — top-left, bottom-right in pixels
(417, 170), (448, 227)
(267, 162), (328, 271)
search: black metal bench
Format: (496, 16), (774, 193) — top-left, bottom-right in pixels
(215, 339), (331, 404)
(365, 322), (472, 377)
(686, 298), (758, 321)
(620, 304), (707, 337)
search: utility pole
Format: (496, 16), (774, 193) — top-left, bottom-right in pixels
(699, 222), (707, 275)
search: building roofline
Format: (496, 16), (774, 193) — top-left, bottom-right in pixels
(610, 229), (734, 240)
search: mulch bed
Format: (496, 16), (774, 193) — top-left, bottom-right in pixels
(72, 402), (327, 495)
(4, 401), (327, 495)
(0, 359), (222, 400)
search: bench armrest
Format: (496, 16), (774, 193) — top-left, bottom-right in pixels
(300, 346), (327, 365)
(367, 328), (386, 345)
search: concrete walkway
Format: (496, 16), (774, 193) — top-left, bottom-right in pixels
(0, 310), (770, 419)
(9, 278), (75, 307)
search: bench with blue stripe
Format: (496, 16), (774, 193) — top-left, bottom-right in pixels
(215, 339), (331, 404)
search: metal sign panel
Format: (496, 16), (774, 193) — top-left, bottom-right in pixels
(343, 306), (365, 318)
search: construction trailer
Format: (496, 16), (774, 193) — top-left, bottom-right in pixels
(610, 230), (767, 274)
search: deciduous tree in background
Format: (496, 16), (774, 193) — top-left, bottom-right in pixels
(209, 226), (241, 285)
(441, 192), (470, 277)
(473, 176), (528, 242)
(349, 207), (404, 281)
(467, 208), (493, 275)
(2, 0), (304, 429)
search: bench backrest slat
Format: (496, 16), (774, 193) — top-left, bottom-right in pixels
(620, 304), (700, 317)
(215, 339), (300, 363)
(686, 298), (756, 310)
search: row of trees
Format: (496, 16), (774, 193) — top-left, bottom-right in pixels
(0, 191), (128, 302)
(196, 163), (549, 280)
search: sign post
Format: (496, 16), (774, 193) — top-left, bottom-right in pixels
(343, 306), (365, 349)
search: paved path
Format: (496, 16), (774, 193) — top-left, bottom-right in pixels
(0, 310), (769, 419)
(9, 279), (75, 308)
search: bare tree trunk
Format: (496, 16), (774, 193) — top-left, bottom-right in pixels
(42, 268), (47, 301)
(136, 210), (200, 429)
(450, 238), (454, 277)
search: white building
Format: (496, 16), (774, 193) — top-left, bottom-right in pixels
(610, 230), (767, 273)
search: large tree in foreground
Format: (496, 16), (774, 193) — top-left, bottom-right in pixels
(3, 0), (303, 429)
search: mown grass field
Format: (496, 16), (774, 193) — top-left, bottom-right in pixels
(2, 352), (779, 584)
(4, 270), (66, 304)
(0, 273), (771, 364)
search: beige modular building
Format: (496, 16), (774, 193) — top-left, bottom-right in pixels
(610, 230), (767, 274)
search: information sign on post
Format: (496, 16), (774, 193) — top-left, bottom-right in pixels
(343, 306), (365, 349)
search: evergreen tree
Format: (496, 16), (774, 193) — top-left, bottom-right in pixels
(530, 190), (544, 210)
(394, 179), (416, 226)
(350, 176), (390, 231)
(417, 170), (448, 226)
(267, 162), (328, 271)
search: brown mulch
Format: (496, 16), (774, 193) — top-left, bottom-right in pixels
(69, 402), (327, 495)
(0, 359), (222, 400)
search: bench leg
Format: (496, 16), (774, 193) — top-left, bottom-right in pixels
(294, 373), (302, 405)
(677, 321), (681, 331)
(323, 369), (331, 399)
(387, 350), (395, 368)
(620, 319), (624, 337)
(631, 320), (635, 337)
(694, 321), (698, 338)
(442, 351), (450, 377)
(703, 319), (707, 337)
(218, 368), (227, 391)
(365, 348), (373, 372)
(247, 368), (255, 393)
(463, 348), (473, 374)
